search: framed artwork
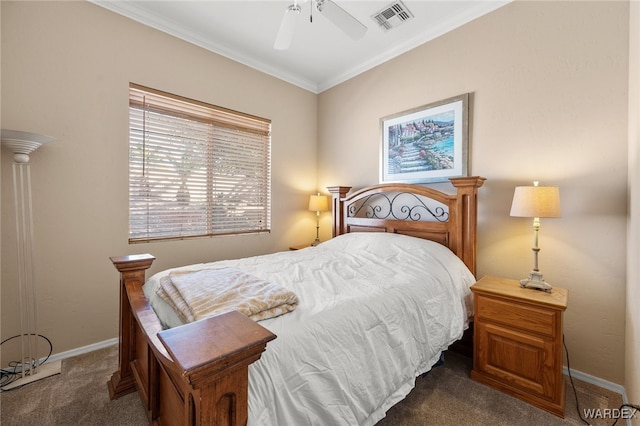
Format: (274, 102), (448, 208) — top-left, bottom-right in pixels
(380, 93), (469, 184)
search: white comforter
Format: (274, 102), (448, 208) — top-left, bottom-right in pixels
(143, 232), (476, 426)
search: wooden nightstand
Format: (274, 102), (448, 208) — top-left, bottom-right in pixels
(470, 275), (568, 417)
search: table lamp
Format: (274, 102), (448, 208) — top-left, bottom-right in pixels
(308, 193), (329, 246)
(510, 181), (561, 292)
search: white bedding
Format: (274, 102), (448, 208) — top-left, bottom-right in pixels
(143, 232), (476, 426)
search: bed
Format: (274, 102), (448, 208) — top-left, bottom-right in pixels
(108, 176), (485, 426)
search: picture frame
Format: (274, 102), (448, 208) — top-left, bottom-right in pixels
(380, 93), (469, 184)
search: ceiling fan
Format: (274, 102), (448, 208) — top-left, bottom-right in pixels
(274, 0), (368, 50)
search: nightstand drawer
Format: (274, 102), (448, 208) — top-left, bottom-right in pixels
(476, 296), (556, 338)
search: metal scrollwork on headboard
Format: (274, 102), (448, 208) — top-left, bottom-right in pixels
(348, 192), (449, 222)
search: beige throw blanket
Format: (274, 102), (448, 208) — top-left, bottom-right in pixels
(157, 267), (299, 323)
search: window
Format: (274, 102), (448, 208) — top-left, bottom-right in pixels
(128, 83), (271, 243)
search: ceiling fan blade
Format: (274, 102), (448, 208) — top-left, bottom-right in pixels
(316, 0), (367, 40)
(274, 4), (301, 50)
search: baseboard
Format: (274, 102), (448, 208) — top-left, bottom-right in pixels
(45, 337), (118, 364)
(564, 366), (627, 400)
(564, 367), (633, 426)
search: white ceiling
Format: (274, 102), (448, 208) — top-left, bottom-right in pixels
(91, 0), (511, 93)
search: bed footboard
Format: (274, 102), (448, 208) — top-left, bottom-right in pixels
(109, 254), (276, 425)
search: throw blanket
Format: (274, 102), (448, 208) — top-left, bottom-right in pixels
(157, 268), (299, 323)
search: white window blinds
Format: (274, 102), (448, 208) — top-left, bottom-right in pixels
(128, 83), (271, 243)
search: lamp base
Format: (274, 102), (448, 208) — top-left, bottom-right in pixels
(519, 270), (552, 292)
(1, 360), (62, 390)
(310, 238), (321, 246)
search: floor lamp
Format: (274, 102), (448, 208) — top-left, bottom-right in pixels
(1, 129), (61, 389)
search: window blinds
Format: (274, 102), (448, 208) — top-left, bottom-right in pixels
(128, 84), (271, 243)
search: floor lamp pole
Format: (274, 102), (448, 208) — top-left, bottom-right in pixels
(13, 160), (38, 380)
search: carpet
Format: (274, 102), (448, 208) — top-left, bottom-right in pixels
(0, 344), (624, 425)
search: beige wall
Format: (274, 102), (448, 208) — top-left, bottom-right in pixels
(1, 2), (318, 360)
(1, 0), (634, 390)
(627, 0), (640, 416)
(318, 1), (629, 384)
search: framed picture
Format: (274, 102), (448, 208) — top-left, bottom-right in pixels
(380, 93), (469, 184)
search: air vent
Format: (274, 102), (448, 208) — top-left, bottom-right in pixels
(371, 1), (414, 31)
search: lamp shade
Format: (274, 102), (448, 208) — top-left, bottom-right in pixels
(510, 185), (561, 218)
(1, 129), (54, 163)
(308, 194), (329, 212)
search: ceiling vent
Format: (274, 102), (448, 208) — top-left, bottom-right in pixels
(371, 1), (414, 31)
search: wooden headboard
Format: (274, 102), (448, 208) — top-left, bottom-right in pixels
(327, 176), (485, 275)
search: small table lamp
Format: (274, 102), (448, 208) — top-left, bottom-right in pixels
(510, 181), (561, 292)
(309, 193), (329, 246)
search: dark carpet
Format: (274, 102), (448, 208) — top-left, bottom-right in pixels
(0, 344), (623, 425)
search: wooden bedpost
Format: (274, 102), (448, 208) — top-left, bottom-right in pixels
(327, 186), (351, 237)
(108, 253), (156, 399)
(449, 177), (486, 276)
(157, 311), (276, 425)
